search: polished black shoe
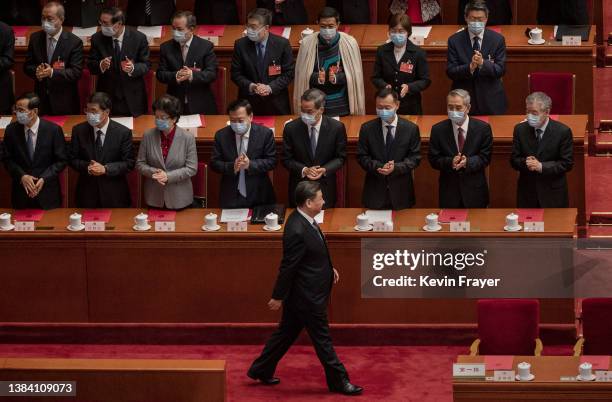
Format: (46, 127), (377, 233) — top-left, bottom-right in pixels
(332, 381), (363, 395)
(247, 371), (280, 385)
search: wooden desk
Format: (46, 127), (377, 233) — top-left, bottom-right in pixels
(0, 208), (576, 325)
(454, 355), (612, 402)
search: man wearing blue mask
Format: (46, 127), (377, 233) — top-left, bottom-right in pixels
(428, 89), (492, 208)
(510, 92), (574, 208)
(157, 11), (218, 115)
(70, 92), (134, 208)
(282, 89), (347, 208)
(210, 99), (277, 208)
(357, 88), (421, 210)
(447, 0), (507, 116)
(231, 8), (295, 116)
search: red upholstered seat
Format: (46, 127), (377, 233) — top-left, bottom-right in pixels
(78, 68), (95, 112)
(212, 66), (227, 115)
(191, 162), (208, 207)
(335, 165), (346, 207)
(127, 169), (141, 208)
(577, 298), (612, 355)
(528, 72), (575, 114)
(471, 299), (542, 356)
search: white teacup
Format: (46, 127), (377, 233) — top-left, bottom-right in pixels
(265, 213), (279, 228)
(529, 27), (543, 42)
(205, 213), (218, 228)
(0, 213), (12, 229)
(301, 27), (314, 39)
(69, 213), (82, 228)
(506, 213), (519, 229)
(134, 213), (149, 228)
(356, 214), (369, 229)
(425, 213), (439, 229)
(579, 362), (593, 379)
(517, 362), (531, 380)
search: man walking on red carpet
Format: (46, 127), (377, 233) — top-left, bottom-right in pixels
(247, 181), (363, 396)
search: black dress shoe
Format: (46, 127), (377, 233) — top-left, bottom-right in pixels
(247, 371), (280, 385)
(332, 381), (363, 395)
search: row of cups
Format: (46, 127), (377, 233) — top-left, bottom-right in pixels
(516, 361), (596, 381)
(354, 213), (521, 231)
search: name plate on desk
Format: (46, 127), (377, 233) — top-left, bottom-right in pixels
(524, 222), (544, 232)
(85, 221), (105, 231)
(410, 35), (424, 46)
(199, 35), (219, 46)
(14, 221), (35, 231)
(450, 221), (470, 232)
(15, 37), (26, 46)
(227, 221), (247, 232)
(372, 221), (393, 232)
(562, 36), (581, 46)
(493, 370), (515, 382)
(453, 363), (486, 378)
(597, 371), (612, 382)
(155, 221), (175, 232)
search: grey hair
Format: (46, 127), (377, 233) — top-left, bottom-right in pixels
(447, 89), (471, 107)
(464, 0), (489, 18)
(526, 92), (552, 112)
(44, 1), (65, 20)
(301, 88), (326, 109)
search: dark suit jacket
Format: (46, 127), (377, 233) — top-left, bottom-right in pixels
(0, 0), (41, 25)
(510, 119), (574, 208)
(428, 118), (493, 208)
(2, 119), (67, 209)
(24, 29), (83, 116)
(372, 41), (431, 115)
(69, 120), (134, 208)
(282, 116), (347, 208)
(194, 0), (239, 25)
(257, 0), (308, 25)
(537, 0), (589, 25)
(126, 0), (175, 26)
(157, 36), (218, 115)
(231, 34), (295, 116)
(326, 0), (370, 23)
(357, 117), (421, 210)
(458, 0), (512, 25)
(88, 28), (151, 117)
(210, 123), (277, 208)
(63, 0), (107, 28)
(271, 210), (334, 311)
(0, 22), (15, 114)
(447, 28), (507, 115)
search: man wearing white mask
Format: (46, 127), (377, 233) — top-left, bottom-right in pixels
(357, 88), (421, 210)
(210, 99), (277, 208)
(446, 0), (507, 115)
(428, 89), (492, 208)
(70, 92), (135, 208)
(511, 92), (573, 208)
(282, 89), (347, 208)
(231, 8), (295, 116)
(24, 1), (83, 116)
(157, 11), (218, 115)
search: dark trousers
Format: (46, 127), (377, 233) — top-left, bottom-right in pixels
(248, 303), (348, 390)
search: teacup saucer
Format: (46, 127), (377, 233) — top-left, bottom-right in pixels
(354, 224), (373, 232)
(528, 38), (546, 45)
(263, 224), (282, 231)
(422, 224), (442, 232)
(504, 225), (522, 232)
(515, 373), (535, 381)
(133, 224), (151, 231)
(0, 224), (15, 231)
(577, 374), (596, 381)
(202, 224), (221, 231)
(67, 224), (85, 232)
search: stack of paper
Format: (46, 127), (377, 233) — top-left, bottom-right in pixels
(137, 26), (163, 38)
(111, 117), (134, 130)
(412, 26), (432, 38)
(71, 27), (98, 37)
(221, 209), (250, 222)
(365, 210), (393, 222)
(177, 114), (203, 128)
(0, 116), (13, 129)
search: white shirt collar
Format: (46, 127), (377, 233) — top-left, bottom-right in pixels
(115, 26), (126, 42)
(455, 115), (470, 132)
(469, 30), (484, 43)
(297, 207), (315, 225)
(48, 27), (62, 41)
(27, 117), (41, 134)
(311, 116), (323, 133)
(96, 117), (110, 135)
(383, 114), (399, 128)
(537, 117), (550, 134)
(184, 35), (194, 48)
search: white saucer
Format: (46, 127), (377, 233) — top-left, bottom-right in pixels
(202, 224), (221, 231)
(504, 225), (522, 232)
(0, 224), (15, 231)
(67, 224), (85, 232)
(515, 374), (535, 381)
(528, 39), (546, 45)
(422, 224), (442, 232)
(577, 374), (596, 381)
(133, 224), (151, 231)
(354, 224), (373, 232)
(263, 224), (282, 231)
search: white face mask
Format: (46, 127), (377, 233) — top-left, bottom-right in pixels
(101, 25), (116, 37)
(173, 29), (188, 44)
(247, 27), (264, 42)
(42, 20), (58, 36)
(320, 28), (337, 41)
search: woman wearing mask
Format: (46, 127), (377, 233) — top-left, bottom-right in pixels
(372, 13), (431, 115)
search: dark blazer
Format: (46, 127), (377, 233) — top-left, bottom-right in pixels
(0, 0), (41, 25)
(88, 28), (151, 117)
(194, 0), (240, 25)
(510, 119), (574, 208)
(69, 120), (134, 208)
(271, 210), (334, 311)
(231, 34), (295, 116)
(126, 0), (175, 26)
(2, 119), (68, 209)
(428, 118), (493, 208)
(24, 29), (83, 116)
(282, 116), (347, 208)
(447, 28), (507, 116)
(0, 22), (15, 114)
(157, 36), (218, 115)
(210, 123), (277, 208)
(537, 0), (589, 25)
(326, 0), (370, 23)
(257, 0), (308, 25)
(63, 0), (107, 28)
(458, 0), (512, 25)
(372, 41), (431, 115)
(357, 117), (421, 210)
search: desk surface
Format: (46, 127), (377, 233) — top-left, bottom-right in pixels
(1, 358), (226, 372)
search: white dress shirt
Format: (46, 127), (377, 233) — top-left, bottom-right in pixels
(235, 126), (250, 155)
(94, 117), (111, 147)
(451, 115), (470, 151)
(25, 117), (41, 150)
(382, 114), (398, 145)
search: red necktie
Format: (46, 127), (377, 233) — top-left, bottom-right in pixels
(457, 127), (465, 153)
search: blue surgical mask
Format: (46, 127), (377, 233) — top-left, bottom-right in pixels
(448, 110), (466, 124)
(377, 108), (396, 123)
(526, 113), (542, 128)
(42, 20), (58, 36)
(320, 28), (337, 41)
(247, 27), (263, 42)
(231, 122), (249, 135)
(300, 112), (318, 126)
(156, 118), (171, 132)
(101, 25), (116, 37)
(87, 113), (102, 127)
(390, 33), (408, 47)
(16, 111), (31, 126)
(173, 29), (188, 44)
(467, 21), (485, 35)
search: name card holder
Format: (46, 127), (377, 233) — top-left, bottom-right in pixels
(493, 370), (515, 382)
(524, 222), (544, 232)
(15, 37), (26, 46)
(450, 221), (471, 232)
(199, 35), (219, 46)
(562, 36), (581, 46)
(410, 35), (424, 46)
(14, 221), (35, 231)
(372, 221), (393, 232)
(85, 221), (105, 231)
(227, 221), (248, 232)
(453, 363), (486, 379)
(155, 221), (176, 232)
(596, 371), (612, 382)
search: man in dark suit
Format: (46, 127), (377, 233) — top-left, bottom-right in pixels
(458, 0), (512, 25)
(248, 181), (363, 396)
(63, 0), (108, 28)
(257, 0), (308, 25)
(126, 0), (175, 26)
(283, 89), (347, 208)
(24, 2), (83, 116)
(428, 89), (492, 208)
(2, 93), (67, 210)
(0, 0), (41, 25)
(326, 0), (370, 23)
(70, 92), (134, 208)
(357, 88), (421, 210)
(194, 0), (239, 25)
(447, 1), (507, 115)
(157, 11), (218, 115)
(231, 8), (295, 116)
(537, 0), (589, 26)
(88, 7), (151, 117)
(210, 99), (276, 208)
(0, 22), (15, 115)
(511, 92), (574, 208)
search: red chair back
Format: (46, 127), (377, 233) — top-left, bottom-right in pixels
(59, 168), (69, 208)
(212, 66), (227, 115)
(144, 69), (155, 114)
(237, 0), (247, 24)
(78, 68), (95, 112)
(477, 299), (540, 355)
(335, 165), (346, 207)
(582, 298), (612, 355)
(369, 0), (378, 24)
(191, 162), (208, 207)
(127, 169), (141, 208)
(528, 72), (575, 114)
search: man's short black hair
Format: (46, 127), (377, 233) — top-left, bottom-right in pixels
(375, 87), (399, 102)
(173, 10), (197, 29)
(318, 7), (340, 24)
(247, 8), (272, 26)
(88, 92), (112, 112)
(16, 92), (40, 110)
(295, 181), (321, 207)
(464, 0), (489, 18)
(100, 7), (125, 24)
(227, 99), (253, 115)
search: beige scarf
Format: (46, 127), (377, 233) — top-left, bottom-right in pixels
(293, 32), (365, 115)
